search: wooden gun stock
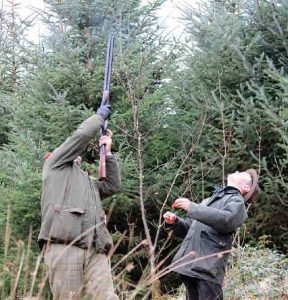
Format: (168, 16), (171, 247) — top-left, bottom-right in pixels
(99, 140), (107, 180)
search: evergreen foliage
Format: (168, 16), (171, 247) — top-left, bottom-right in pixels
(0, 0), (287, 298)
(174, 0), (288, 251)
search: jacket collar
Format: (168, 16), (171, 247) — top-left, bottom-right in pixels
(223, 186), (241, 194)
(207, 185), (241, 206)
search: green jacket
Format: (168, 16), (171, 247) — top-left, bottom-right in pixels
(38, 115), (121, 253)
(166, 186), (247, 284)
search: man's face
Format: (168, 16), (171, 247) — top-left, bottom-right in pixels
(74, 156), (83, 166)
(227, 171), (252, 190)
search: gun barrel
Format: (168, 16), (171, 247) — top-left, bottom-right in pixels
(102, 36), (114, 105)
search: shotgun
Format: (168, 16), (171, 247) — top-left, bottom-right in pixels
(99, 35), (114, 181)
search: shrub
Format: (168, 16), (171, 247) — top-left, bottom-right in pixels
(224, 245), (288, 300)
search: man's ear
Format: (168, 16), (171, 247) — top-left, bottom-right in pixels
(242, 184), (251, 194)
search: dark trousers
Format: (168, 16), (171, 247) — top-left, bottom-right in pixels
(181, 275), (223, 300)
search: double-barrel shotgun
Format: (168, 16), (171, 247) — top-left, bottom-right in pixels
(99, 35), (114, 181)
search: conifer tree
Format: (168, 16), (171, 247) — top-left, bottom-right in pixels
(0, 0), (178, 297)
(172, 0), (288, 250)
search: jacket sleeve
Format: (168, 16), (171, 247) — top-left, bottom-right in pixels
(46, 115), (104, 169)
(187, 195), (248, 234)
(164, 216), (194, 239)
(94, 155), (121, 199)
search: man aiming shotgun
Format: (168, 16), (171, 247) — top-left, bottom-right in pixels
(38, 36), (121, 300)
(164, 169), (260, 300)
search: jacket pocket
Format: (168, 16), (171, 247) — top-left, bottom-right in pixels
(50, 205), (85, 243)
(200, 230), (228, 249)
(191, 230), (230, 281)
(95, 219), (113, 255)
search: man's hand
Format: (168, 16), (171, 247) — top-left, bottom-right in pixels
(96, 102), (111, 120)
(99, 129), (113, 156)
(163, 211), (177, 224)
(172, 198), (191, 211)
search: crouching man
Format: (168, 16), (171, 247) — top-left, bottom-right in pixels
(163, 169), (260, 300)
(38, 103), (121, 300)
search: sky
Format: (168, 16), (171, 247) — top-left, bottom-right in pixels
(1, 0), (198, 42)
(2, 0), (48, 42)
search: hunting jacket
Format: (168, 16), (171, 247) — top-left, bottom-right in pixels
(38, 115), (121, 253)
(167, 186), (247, 284)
